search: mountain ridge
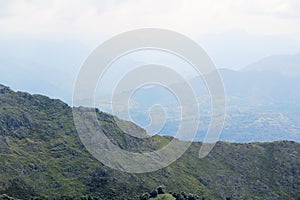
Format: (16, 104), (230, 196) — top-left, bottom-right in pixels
(0, 83), (299, 199)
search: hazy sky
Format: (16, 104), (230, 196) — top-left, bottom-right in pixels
(0, 0), (300, 38)
(1, 0), (300, 67)
(0, 0), (300, 101)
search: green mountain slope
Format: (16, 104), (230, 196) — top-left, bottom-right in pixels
(0, 84), (299, 199)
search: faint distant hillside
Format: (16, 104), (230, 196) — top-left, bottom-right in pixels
(242, 53), (300, 77)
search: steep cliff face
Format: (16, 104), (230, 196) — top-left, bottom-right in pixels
(0, 84), (299, 200)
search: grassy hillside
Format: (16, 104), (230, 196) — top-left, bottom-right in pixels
(0, 84), (299, 199)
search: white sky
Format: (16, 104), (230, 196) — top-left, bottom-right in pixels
(0, 0), (299, 40)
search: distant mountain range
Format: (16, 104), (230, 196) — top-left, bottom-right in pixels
(98, 53), (300, 142)
(0, 84), (299, 199)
